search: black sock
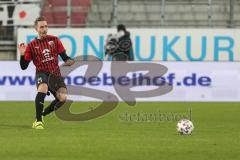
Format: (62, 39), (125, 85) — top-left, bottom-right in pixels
(42, 99), (59, 116)
(55, 101), (65, 110)
(35, 92), (46, 122)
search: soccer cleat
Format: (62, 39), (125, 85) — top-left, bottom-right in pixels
(32, 120), (44, 129)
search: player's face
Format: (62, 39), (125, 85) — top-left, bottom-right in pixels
(35, 21), (48, 38)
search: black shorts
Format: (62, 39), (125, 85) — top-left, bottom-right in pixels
(35, 72), (66, 93)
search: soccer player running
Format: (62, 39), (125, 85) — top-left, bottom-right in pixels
(18, 16), (75, 129)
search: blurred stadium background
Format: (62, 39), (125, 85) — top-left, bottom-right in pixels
(1, 0), (240, 160)
(0, 0), (240, 60)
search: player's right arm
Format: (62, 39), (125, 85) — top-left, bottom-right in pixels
(18, 43), (31, 70)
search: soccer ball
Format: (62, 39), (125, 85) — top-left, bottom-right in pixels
(176, 119), (194, 135)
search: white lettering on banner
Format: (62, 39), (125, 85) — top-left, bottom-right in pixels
(0, 61), (240, 102)
(17, 28), (240, 61)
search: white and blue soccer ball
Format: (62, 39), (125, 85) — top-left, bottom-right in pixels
(177, 119), (194, 135)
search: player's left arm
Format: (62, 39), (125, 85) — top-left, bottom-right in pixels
(56, 38), (75, 66)
(59, 51), (75, 66)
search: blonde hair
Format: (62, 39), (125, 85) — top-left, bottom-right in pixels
(34, 16), (47, 26)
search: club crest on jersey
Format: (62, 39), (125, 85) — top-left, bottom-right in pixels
(42, 49), (54, 63)
(48, 41), (55, 48)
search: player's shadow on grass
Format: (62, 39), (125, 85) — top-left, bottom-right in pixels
(0, 124), (31, 129)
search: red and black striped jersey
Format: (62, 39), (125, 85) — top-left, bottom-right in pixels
(24, 35), (65, 76)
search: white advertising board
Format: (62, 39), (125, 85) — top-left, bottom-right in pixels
(0, 61), (239, 102)
(18, 28), (240, 61)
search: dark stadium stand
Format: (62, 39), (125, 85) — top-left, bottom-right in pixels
(42, 0), (91, 27)
(87, 0), (240, 28)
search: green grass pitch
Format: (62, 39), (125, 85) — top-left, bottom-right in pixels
(0, 102), (239, 160)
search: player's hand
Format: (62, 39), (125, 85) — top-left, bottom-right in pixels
(64, 59), (75, 66)
(18, 43), (26, 56)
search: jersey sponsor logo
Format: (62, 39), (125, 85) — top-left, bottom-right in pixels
(42, 49), (54, 63)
